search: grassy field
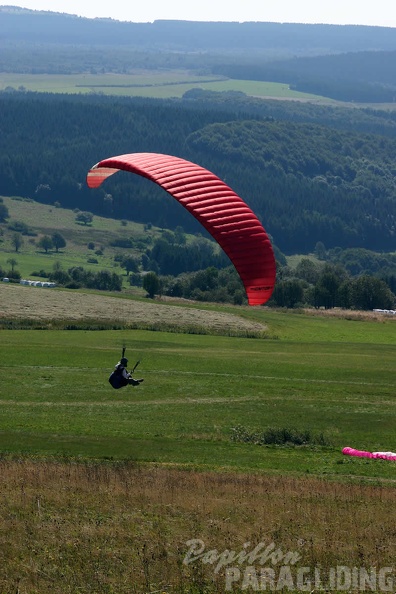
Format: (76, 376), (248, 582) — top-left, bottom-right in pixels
(0, 292), (396, 592)
(0, 196), (159, 285)
(0, 71), (334, 102)
(4, 71), (396, 111)
(1, 198), (396, 592)
(0, 286), (395, 478)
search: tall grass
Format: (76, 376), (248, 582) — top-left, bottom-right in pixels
(0, 459), (394, 593)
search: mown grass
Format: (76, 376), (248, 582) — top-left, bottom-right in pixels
(0, 317), (395, 479)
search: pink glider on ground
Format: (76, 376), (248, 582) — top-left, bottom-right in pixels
(342, 447), (396, 461)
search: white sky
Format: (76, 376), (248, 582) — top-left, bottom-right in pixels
(8, 1), (396, 27)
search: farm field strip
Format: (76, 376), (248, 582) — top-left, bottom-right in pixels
(0, 71), (333, 102)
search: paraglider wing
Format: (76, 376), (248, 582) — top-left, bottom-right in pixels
(342, 447), (396, 461)
(87, 152), (276, 305)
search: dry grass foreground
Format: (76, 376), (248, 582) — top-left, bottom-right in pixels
(0, 283), (267, 335)
(1, 459), (395, 593)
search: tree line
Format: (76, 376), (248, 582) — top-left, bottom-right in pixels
(2, 217), (394, 309)
(144, 260), (395, 311)
(128, 233), (396, 310)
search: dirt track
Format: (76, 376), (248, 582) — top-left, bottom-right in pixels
(0, 283), (267, 334)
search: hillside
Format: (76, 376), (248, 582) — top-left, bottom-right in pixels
(2, 7), (396, 54)
(1, 93), (396, 254)
(1, 9), (396, 260)
(1, 190), (395, 313)
(1, 7), (396, 104)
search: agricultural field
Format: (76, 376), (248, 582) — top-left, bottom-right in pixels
(0, 70), (333, 102)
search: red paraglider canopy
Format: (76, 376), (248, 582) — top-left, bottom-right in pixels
(87, 152), (276, 305)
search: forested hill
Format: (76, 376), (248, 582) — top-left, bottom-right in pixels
(1, 7), (396, 53)
(1, 93), (396, 254)
(213, 51), (396, 103)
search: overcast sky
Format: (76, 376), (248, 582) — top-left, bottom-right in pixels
(8, 1), (396, 27)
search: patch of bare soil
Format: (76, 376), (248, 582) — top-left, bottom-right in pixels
(0, 283), (267, 334)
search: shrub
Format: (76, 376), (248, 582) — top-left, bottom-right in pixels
(231, 425), (331, 446)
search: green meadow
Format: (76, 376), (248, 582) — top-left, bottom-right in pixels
(1, 307), (395, 480)
(0, 196), (157, 285)
(0, 71), (332, 102)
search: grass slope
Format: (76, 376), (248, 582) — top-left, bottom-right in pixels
(0, 196), (158, 284)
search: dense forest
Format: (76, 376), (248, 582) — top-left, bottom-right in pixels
(213, 51), (396, 103)
(1, 92), (396, 255)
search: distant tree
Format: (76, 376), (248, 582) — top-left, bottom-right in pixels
(7, 220), (30, 235)
(336, 280), (353, 309)
(50, 268), (71, 285)
(90, 270), (122, 291)
(38, 235), (53, 253)
(51, 231), (66, 253)
(53, 260), (62, 272)
(6, 257), (17, 272)
(121, 255), (139, 276)
(143, 272), (160, 298)
(313, 264), (346, 308)
(0, 202), (9, 222)
(129, 272), (143, 287)
(295, 258), (320, 284)
(6, 268), (21, 281)
(272, 279), (304, 308)
(314, 242), (327, 260)
(11, 232), (23, 253)
(174, 225), (186, 245)
(75, 211), (93, 226)
(351, 275), (395, 310)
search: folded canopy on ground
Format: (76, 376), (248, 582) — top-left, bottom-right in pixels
(343, 446), (396, 461)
